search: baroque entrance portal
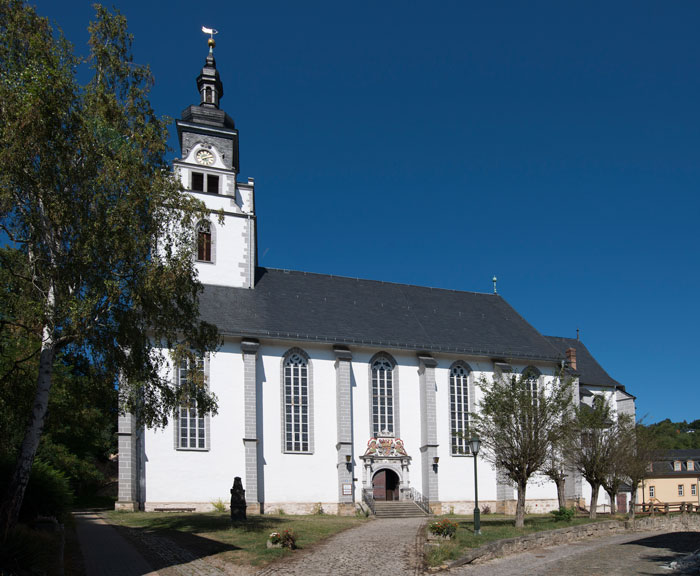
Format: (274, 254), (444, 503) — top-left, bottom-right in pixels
(372, 469), (399, 501)
(361, 436), (412, 501)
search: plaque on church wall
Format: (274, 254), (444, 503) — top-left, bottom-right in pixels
(342, 483), (352, 496)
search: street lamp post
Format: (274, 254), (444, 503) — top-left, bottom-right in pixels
(468, 437), (481, 535)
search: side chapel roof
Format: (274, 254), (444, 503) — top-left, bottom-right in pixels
(545, 336), (621, 389)
(198, 268), (564, 361)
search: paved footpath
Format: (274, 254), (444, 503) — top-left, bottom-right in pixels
(453, 529), (700, 576)
(256, 517), (427, 576)
(74, 511), (158, 576)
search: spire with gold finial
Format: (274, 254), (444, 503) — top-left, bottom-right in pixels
(197, 26), (223, 108)
(201, 26), (218, 52)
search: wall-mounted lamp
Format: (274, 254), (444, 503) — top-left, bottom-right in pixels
(433, 457), (440, 465)
(345, 454), (352, 472)
(346, 454), (352, 463)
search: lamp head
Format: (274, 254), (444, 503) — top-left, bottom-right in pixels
(468, 437), (481, 456)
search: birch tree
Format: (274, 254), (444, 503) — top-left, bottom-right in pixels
(0, 1), (219, 538)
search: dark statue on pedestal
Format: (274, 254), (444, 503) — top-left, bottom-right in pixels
(230, 476), (246, 521)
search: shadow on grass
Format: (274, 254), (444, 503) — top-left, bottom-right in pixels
(106, 513), (310, 571)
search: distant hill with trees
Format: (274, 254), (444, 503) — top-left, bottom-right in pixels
(644, 419), (700, 450)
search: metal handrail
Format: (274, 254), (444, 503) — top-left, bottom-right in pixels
(362, 488), (376, 515)
(406, 487), (431, 515)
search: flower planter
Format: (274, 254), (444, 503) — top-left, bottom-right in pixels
(266, 540), (282, 549)
(427, 532), (454, 542)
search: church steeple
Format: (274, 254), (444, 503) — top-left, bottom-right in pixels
(197, 33), (223, 109)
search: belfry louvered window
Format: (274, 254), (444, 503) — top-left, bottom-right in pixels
(284, 352), (310, 452)
(450, 363), (471, 455)
(371, 357), (394, 437)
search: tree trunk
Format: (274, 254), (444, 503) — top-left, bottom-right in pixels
(629, 487), (636, 520)
(589, 482), (600, 519)
(515, 481), (527, 528)
(607, 489), (616, 515)
(0, 307), (56, 540)
(556, 477), (566, 509)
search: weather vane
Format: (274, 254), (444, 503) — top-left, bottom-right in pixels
(201, 26), (219, 50)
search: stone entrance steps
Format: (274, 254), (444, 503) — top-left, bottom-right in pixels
(373, 500), (430, 518)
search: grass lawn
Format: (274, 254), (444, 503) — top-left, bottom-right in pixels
(104, 510), (367, 568)
(425, 513), (619, 567)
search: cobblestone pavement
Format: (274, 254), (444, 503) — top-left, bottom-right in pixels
(255, 517), (427, 576)
(452, 530), (700, 576)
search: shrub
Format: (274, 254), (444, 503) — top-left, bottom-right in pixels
(428, 518), (458, 538)
(550, 506), (576, 522)
(211, 498), (227, 513)
(269, 529), (297, 549)
(0, 524), (59, 574)
(0, 458), (73, 522)
(312, 502), (325, 515)
(481, 504), (492, 515)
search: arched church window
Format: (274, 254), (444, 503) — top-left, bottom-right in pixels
(176, 354), (209, 450)
(371, 355), (395, 437)
(283, 349), (313, 453)
(197, 221), (212, 262)
(449, 362), (471, 455)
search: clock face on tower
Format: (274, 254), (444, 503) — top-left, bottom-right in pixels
(195, 149), (215, 166)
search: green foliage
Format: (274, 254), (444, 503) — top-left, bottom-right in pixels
(312, 502), (325, 515)
(471, 369), (576, 527)
(550, 506), (575, 522)
(645, 419), (700, 450)
(0, 459), (72, 522)
(211, 499), (227, 513)
(0, 524), (60, 575)
(0, 0), (220, 535)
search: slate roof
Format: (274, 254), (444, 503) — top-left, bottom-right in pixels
(545, 336), (620, 388)
(650, 450), (700, 476)
(199, 268), (563, 361)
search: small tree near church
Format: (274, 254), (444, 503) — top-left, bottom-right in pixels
(472, 368), (575, 528)
(0, 1), (219, 539)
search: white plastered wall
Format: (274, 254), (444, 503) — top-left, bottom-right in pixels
(143, 341), (246, 508)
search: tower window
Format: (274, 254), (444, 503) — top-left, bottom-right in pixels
(205, 87), (213, 103)
(191, 172), (204, 192)
(190, 172), (219, 194)
(207, 174), (219, 193)
(197, 221), (212, 262)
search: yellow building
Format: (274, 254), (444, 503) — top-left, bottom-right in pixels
(641, 449), (700, 506)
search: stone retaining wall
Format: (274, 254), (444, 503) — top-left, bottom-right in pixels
(448, 514), (700, 569)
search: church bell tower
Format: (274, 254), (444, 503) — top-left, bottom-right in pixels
(173, 32), (256, 289)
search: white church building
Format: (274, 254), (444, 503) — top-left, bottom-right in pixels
(116, 42), (636, 516)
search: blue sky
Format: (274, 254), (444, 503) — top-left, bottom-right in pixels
(31, 1), (699, 424)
